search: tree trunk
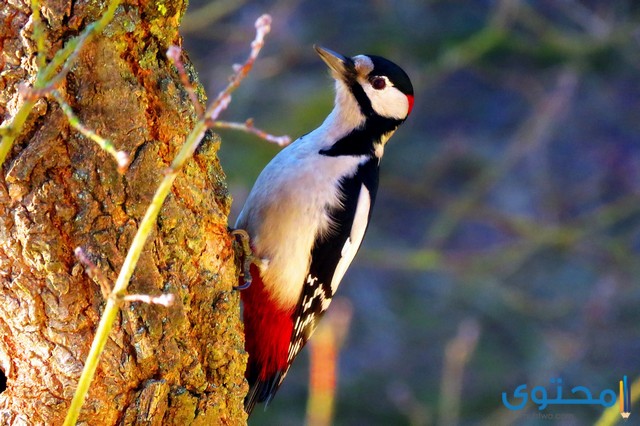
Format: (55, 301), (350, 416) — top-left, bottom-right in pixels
(0, 1), (247, 424)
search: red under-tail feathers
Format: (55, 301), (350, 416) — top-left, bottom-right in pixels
(241, 263), (294, 414)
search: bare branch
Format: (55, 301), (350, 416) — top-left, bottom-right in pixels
(25, 27), (94, 99)
(212, 119), (291, 146)
(75, 247), (174, 307)
(121, 293), (175, 307)
(206, 93), (231, 126)
(439, 319), (481, 426)
(167, 16), (289, 154)
(74, 247), (112, 299)
(0, 0), (123, 168)
(167, 45), (204, 118)
(204, 14), (272, 122)
(53, 91), (130, 173)
(30, 0), (47, 70)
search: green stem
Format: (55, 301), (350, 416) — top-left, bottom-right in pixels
(53, 91), (128, 170)
(30, 0), (46, 70)
(0, 0), (122, 170)
(63, 120), (206, 425)
(0, 99), (36, 166)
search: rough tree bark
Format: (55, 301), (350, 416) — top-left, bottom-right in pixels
(0, 1), (247, 424)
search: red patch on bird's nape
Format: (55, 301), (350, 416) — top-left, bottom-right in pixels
(241, 263), (294, 382)
(406, 94), (414, 115)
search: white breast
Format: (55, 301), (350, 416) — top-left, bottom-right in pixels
(236, 79), (370, 308)
(236, 131), (368, 308)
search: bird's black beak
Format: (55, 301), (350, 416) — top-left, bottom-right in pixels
(314, 45), (354, 80)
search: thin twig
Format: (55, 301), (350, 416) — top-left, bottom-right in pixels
(167, 45), (204, 118)
(75, 247), (174, 306)
(53, 91), (130, 173)
(27, 28), (94, 99)
(205, 94), (231, 126)
(63, 14), (273, 425)
(0, 0), (122, 168)
(204, 14), (272, 121)
(167, 15), (288, 148)
(168, 14), (273, 172)
(121, 293), (175, 307)
(30, 0), (47, 70)
(438, 319), (481, 426)
(74, 247), (112, 299)
(211, 119), (291, 146)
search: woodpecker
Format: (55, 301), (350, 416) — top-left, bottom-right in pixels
(236, 46), (414, 414)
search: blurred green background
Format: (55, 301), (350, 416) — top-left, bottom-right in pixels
(182, 1), (640, 424)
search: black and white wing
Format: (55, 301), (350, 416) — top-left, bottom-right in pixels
(286, 157), (380, 368)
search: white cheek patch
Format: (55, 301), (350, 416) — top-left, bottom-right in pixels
(362, 80), (410, 120)
(353, 56), (409, 120)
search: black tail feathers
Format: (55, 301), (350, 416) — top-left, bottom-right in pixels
(244, 371), (285, 416)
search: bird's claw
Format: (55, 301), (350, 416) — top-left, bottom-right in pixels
(231, 229), (254, 290)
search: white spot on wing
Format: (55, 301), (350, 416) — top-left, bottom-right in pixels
(288, 273), (328, 361)
(329, 185), (371, 295)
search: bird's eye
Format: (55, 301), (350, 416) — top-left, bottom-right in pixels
(371, 77), (386, 90)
